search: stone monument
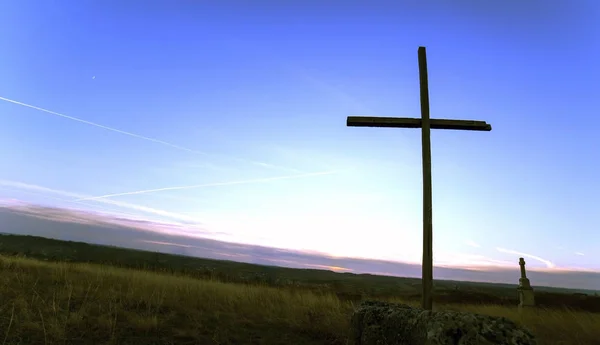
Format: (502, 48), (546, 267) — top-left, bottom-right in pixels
(517, 257), (535, 309)
(351, 300), (538, 345)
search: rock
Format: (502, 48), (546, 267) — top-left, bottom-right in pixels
(351, 300), (537, 345)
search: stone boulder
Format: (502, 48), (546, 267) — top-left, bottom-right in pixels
(351, 300), (537, 345)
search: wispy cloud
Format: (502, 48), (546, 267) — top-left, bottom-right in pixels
(0, 185), (145, 221)
(465, 239), (481, 248)
(139, 240), (193, 248)
(219, 38), (376, 116)
(496, 247), (556, 269)
(75, 170), (339, 201)
(0, 96), (303, 174)
(433, 250), (516, 269)
(0, 180), (202, 224)
(173, 161), (234, 173)
(287, 67), (377, 115)
(575, 252), (585, 256)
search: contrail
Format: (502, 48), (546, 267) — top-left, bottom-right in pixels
(0, 96), (304, 174)
(0, 184), (144, 220)
(218, 38), (377, 115)
(496, 247), (555, 269)
(76, 170), (339, 201)
(465, 239), (481, 248)
(0, 180), (202, 224)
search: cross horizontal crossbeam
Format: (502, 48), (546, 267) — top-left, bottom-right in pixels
(347, 116), (492, 131)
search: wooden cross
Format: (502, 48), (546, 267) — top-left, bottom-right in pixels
(346, 47), (492, 311)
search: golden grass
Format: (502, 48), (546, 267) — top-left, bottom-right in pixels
(0, 255), (598, 345)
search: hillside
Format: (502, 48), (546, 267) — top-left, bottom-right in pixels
(1, 234), (599, 344)
(1, 233), (599, 311)
(2, 204), (599, 293)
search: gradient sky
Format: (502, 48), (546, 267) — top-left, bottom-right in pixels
(1, 1), (599, 272)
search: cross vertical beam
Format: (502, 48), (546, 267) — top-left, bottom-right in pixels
(346, 46), (492, 311)
(418, 46), (434, 311)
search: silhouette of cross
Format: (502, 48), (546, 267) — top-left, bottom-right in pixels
(346, 47), (492, 310)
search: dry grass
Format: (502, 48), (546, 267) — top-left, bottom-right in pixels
(0, 255), (598, 345)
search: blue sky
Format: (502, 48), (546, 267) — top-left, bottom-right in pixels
(1, 1), (599, 272)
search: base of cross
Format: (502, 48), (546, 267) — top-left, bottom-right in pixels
(518, 287), (536, 308)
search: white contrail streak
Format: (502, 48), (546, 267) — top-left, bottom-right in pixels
(219, 38), (377, 115)
(0, 185), (143, 220)
(0, 180), (202, 223)
(0, 96), (304, 174)
(76, 170), (339, 201)
(496, 247), (556, 269)
(465, 239), (481, 248)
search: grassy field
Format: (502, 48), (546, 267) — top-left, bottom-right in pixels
(0, 234), (599, 344)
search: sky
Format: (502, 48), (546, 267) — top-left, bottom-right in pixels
(0, 1), (599, 274)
